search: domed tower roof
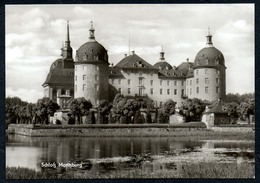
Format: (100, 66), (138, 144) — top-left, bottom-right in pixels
(153, 46), (173, 70)
(75, 21), (108, 63)
(194, 28), (225, 69)
(42, 59), (74, 86)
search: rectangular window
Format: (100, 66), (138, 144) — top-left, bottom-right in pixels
(174, 81), (177, 86)
(160, 80), (163, 86)
(190, 88), (192, 95)
(196, 70), (199, 75)
(190, 80), (192, 85)
(150, 88), (153, 95)
(196, 78), (199, 84)
(216, 87), (219, 93)
(75, 76), (77, 81)
(139, 78), (142, 85)
(83, 75), (86, 80)
(150, 72), (153, 76)
(205, 86), (209, 93)
(118, 88), (121, 93)
(94, 84), (99, 92)
(205, 78), (209, 84)
(150, 80), (153, 85)
(75, 85), (77, 92)
(167, 81), (170, 86)
(187, 81), (188, 86)
(95, 66), (99, 71)
(181, 89), (184, 96)
(128, 79), (131, 85)
(112, 79), (114, 85)
(83, 84), (86, 91)
(128, 88), (131, 94)
(160, 89), (163, 95)
(167, 89), (170, 95)
(181, 81), (184, 86)
(174, 89), (177, 95)
(205, 69), (208, 74)
(216, 70), (220, 74)
(118, 79), (121, 85)
(83, 65), (87, 71)
(216, 78), (219, 84)
(95, 75), (98, 81)
(197, 87), (199, 93)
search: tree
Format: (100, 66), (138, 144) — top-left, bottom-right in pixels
(179, 98), (206, 122)
(97, 100), (112, 124)
(111, 94), (139, 124)
(68, 97), (92, 124)
(158, 99), (176, 123)
(240, 98), (254, 124)
(222, 102), (239, 124)
(36, 97), (59, 125)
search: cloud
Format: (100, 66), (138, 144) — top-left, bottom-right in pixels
(5, 4), (255, 103)
(6, 7), (50, 33)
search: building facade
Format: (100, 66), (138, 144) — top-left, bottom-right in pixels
(43, 22), (226, 108)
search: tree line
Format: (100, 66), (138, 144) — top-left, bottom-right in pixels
(5, 92), (255, 127)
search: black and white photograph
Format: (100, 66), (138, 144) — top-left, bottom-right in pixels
(5, 4), (255, 179)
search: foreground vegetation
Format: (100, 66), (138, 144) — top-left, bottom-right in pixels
(6, 162), (254, 179)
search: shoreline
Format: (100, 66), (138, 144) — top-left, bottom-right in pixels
(6, 124), (255, 139)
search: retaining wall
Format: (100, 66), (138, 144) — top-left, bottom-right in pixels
(7, 124), (208, 137)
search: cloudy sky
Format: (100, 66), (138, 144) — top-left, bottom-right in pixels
(6, 4), (254, 103)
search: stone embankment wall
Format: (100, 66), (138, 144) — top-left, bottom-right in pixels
(7, 124), (208, 137)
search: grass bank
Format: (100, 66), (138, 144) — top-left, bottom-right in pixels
(6, 162), (255, 179)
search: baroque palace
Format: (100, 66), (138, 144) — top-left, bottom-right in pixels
(42, 22), (226, 108)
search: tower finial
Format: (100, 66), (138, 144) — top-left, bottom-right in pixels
(160, 45), (165, 61)
(66, 20), (70, 43)
(206, 27), (213, 47)
(89, 21), (95, 40)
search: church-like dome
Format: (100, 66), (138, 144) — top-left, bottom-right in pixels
(153, 48), (173, 70)
(76, 41), (108, 62)
(75, 22), (108, 63)
(194, 47), (225, 67)
(154, 61), (172, 70)
(194, 30), (225, 68)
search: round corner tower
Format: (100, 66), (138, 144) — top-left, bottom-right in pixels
(74, 21), (109, 107)
(193, 28), (226, 102)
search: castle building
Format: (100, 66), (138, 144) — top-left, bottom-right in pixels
(43, 22), (226, 107)
(42, 21), (74, 107)
(74, 21), (109, 106)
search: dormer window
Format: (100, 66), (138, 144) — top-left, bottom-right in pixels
(83, 53), (88, 61)
(205, 58), (209, 65)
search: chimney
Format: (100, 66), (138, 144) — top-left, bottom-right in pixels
(132, 50), (135, 55)
(111, 63), (114, 68)
(124, 54), (127, 58)
(187, 58), (189, 62)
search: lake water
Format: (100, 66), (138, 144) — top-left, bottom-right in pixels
(6, 134), (255, 177)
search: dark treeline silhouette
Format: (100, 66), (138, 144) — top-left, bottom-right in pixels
(6, 92), (255, 126)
